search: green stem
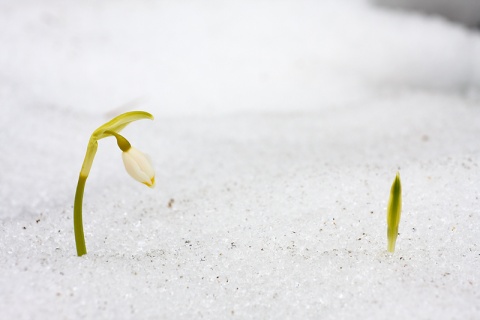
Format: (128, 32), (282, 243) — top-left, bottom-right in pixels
(74, 138), (97, 257)
(104, 130), (131, 152)
(74, 175), (88, 256)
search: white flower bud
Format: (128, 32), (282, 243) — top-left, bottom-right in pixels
(121, 147), (155, 188)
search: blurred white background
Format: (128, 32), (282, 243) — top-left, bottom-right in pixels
(1, 0), (479, 118)
(375, 0), (480, 27)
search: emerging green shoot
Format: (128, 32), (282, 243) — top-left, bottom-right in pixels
(73, 111), (154, 256)
(387, 172), (402, 253)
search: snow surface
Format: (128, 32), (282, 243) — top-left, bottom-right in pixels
(1, 0), (479, 319)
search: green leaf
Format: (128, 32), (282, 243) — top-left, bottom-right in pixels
(92, 111), (154, 140)
(387, 172), (402, 252)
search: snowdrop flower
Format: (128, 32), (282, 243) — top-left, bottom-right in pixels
(73, 111), (154, 256)
(107, 129), (155, 187)
(122, 147), (155, 188)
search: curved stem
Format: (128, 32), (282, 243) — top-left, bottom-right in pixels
(104, 130), (131, 151)
(74, 138), (98, 256)
(74, 175), (88, 256)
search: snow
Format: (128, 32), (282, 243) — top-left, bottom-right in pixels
(1, 0), (479, 319)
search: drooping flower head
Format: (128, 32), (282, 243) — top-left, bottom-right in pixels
(105, 129), (155, 188)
